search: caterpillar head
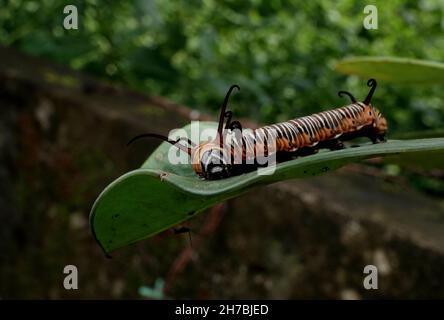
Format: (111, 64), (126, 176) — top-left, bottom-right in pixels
(372, 108), (388, 138)
(192, 142), (233, 180)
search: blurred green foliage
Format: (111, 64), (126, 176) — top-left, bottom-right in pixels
(1, 0), (443, 134)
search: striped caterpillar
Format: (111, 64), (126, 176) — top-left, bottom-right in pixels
(129, 79), (388, 180)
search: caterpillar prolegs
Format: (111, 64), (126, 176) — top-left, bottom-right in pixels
(129, 79), (388, 180)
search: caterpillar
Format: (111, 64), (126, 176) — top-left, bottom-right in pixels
(128, 79), (388, 180)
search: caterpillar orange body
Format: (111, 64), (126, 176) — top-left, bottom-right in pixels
(129, 79), (388, 180)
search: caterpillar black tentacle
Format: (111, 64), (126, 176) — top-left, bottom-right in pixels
(217, 85), (240, 139)
(129, 79), (388, 180)
(127, 133), (194, 155)
(364, 78), (377, 105)
(338, 90), (357, 103)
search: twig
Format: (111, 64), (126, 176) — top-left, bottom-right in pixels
(163, 203), (226, 295)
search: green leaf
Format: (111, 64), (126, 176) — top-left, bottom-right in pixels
(90, 122), (444, 254)
(335, 57), (444, 84)
(392, 129), (444, 140)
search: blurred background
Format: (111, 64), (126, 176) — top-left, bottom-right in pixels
(1, 0), (444, 299)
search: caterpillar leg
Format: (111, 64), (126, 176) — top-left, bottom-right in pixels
(338, 90), (357, 103)
(369, 133), (386, 144)
(324, 139), (345, 151)
(317, 139), (345, 151)
(277, 147), (318, 162)
(276, 151), (295, 162)
(298, 147), (319, 156)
